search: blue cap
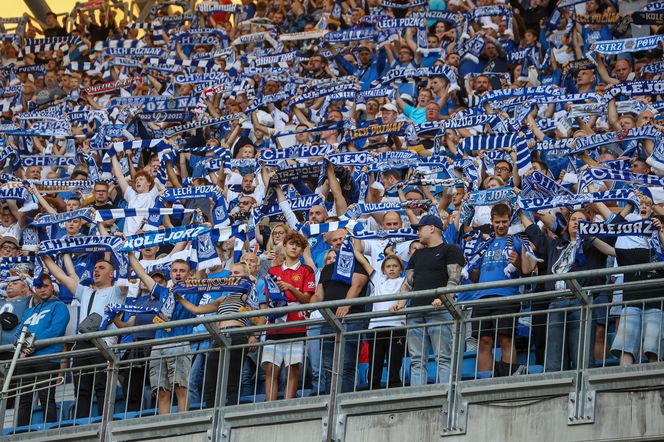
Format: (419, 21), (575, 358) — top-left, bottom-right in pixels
(411, 214), (443, 230)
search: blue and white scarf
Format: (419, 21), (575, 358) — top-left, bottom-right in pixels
(30, 208), (95, 227)
(385, 178), (464, 194)
(0, 186), (30, 202)
(120, 224), (212, 251)
(259, 144), (335, 163)
(162, 113), (242, 137)
(460, 133), (520, 155)
(348, 228), (418, 240)
(578, 168), (664, 192)
(587, 35), (664, 63)
(343, 200), (431, 219)
(94, 207), (195, 222)
(324, 27), (384, 43)
(379, 64), (458, 89)
(522, 171), (572, 198)
(37, 235), (128, 279)
(100, 304), (159, 331)
(467, 186), (517, 207)
(518, 189), (640, 212)
(257, 194), (323, 221)
(601, 80), (664, 103)
(299, 219), (361, 237)
(578, 219), (664, 261)
(104, 46), (166, 58)
(642, 61), (664, 76)
(332, 236), (355, 285)
(478, 85), (563, 105)
(572, 125), (662, 153)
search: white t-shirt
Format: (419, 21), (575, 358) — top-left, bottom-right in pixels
(123, 186), (160, 236)
(615, 213), (649, 249)
(363, 238), (411, 271)
(369, 272), (405, 329)
(75, 284), (125, 345)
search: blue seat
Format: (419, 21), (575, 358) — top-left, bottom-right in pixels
(2, 423), (46, 436)
(595, 356), (620, 367)
(54, 416), (103, 428)
(399, 357), (411, 385)
(356, 362), (369, 388)
(527, 365), (544, 374)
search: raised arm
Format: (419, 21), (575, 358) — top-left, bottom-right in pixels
(326, 162), (348, 216)
(127, 251), (156, 292)
(111, 155), (130, 196)
(275, 185), (300, 230)
(41, 254), (79, 294)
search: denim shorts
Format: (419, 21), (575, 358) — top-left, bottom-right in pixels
(149, 343), (192, 392)
(610, 307), (664, 359)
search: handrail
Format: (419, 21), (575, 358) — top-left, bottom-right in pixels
(0, 261), (662, 354)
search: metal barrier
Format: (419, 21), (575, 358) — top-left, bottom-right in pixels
(1, 262), (664, 440)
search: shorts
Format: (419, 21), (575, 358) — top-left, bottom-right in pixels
(610, 307), (664, 359)
(261, 340), (305, 367)
(471, 298), (521, 338)
(149, 343), (192, 392)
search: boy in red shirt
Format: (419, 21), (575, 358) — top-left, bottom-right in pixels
(262, 232), (315, 400)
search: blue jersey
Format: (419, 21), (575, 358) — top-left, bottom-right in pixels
(153, 284), (200, 340)
(474, 236), (522, 299)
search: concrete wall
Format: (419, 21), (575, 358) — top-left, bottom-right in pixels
(231, 420), (321, 442)
(344, 390), (664, 442)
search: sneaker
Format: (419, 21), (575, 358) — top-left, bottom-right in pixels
(512, 365), (527, 376)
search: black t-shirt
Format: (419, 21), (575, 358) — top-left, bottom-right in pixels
(88, 23), (114, 43)
(319, 259), (369, 314)
(407, 243), (465, 307)
(612, 214), (663, 304)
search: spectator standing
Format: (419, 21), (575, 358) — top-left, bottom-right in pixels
(14, 275), (69, 427)
(262, 232), (315, 401)
(311, 229), (369, 394)
(41, 255), (126, 418)
(391, 215), (464, 385)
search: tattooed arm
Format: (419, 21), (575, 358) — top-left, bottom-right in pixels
(432, 263), (462, 309)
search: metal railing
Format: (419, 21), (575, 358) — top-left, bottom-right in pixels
(1, 262), (664, 440)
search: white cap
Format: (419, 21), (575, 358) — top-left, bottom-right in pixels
(381, 102), (398, 112)
(400, 94), (414, 105)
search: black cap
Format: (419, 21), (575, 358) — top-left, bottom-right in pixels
(411, 214), (443, 230)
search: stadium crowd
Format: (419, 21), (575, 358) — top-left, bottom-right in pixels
(1, 0), (664, 426)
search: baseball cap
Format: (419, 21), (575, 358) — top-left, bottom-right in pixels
(149, 269), (167, 279)
(411, 214), (443, 230)
(381, 102), (398, 112)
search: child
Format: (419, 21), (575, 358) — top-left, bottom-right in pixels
(354, 241), (406, 389)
